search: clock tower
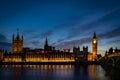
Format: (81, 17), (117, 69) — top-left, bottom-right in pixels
(92, 32), (98, 61)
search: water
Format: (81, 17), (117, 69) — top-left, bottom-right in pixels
(0, 65), (116, 80)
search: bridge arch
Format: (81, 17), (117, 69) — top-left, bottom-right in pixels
(115, 59), (120, 65)
(106, 58), (115, 65)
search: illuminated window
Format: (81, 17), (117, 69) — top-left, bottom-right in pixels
(14, 47), (17, 52)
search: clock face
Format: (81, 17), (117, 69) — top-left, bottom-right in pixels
(93, 40), (96, 43)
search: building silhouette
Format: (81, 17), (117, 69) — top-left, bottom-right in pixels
(73, 46), (88, 62)
(1, 31), (99, 62)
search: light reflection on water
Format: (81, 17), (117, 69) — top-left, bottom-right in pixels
(0, 65), (111, 80)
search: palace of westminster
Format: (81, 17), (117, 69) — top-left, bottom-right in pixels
(0, 31), (98, 62)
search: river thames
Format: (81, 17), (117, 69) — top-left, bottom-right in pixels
(0, 65), (119, 80)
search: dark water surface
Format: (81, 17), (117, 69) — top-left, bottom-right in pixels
(0, 65), (116, 80)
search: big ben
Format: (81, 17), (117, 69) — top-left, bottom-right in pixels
(92, 32), (98, 61)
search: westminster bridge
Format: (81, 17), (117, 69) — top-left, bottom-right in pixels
(99, 52), (120, 69)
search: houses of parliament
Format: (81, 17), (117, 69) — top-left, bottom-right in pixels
(0, 31), (98, 62)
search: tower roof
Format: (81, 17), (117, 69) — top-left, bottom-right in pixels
(45, 37), (48, 47)
(93, 32), (97, 38)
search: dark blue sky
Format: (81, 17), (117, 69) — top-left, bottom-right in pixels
(0, 0), (120, 55)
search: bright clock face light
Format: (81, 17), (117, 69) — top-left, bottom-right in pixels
(93, 40), (96, 43)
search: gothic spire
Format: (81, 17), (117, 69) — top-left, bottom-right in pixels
(93, 32), (97, 38)
(45, 37), (48, 47)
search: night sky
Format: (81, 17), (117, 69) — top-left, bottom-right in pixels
(0, 0), (120, 56)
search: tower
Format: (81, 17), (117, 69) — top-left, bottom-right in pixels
(44, 37), (48, 50)
(92, 32), (98, 61)
(44, 37), (55, 52)
(12, 30), (23, 53)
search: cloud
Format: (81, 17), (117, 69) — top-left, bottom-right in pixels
(0, 42), (11, 47)
(55, 37), (91, 49)
(66, 8), (120, 39)
(107, 40), (120, 45)
(0, 33), (12, 52)
(49, 8), (120, 41)
(30, 40), (42, 47)
(39, 30), (54, 39)
(56, 38), (66, 43)
(29, 30), (54, 40)
(98, 27), (120, 39)
(0, 34), (8, 42)
(0, 42), (12, 52)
